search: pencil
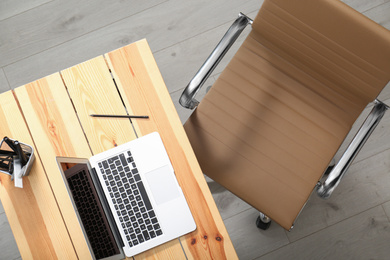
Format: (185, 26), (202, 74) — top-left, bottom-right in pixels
(90, 114), (149, 119)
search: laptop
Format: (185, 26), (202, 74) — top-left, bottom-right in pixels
(56, 132), (196, 259)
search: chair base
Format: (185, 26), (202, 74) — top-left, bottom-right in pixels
(256, 212), (271, 230)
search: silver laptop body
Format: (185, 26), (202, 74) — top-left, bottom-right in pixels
(57, 132), (196, 259)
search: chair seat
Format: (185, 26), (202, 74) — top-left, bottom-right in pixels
(184, 33), (365, 230)
(184, 0), (390, 230)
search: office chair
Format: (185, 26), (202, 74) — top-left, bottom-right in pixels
(179, 0), (390, 230)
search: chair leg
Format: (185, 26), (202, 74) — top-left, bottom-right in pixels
(256, 212), (271, 230)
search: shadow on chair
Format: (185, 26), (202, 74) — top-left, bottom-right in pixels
(179, 0), (390, 231)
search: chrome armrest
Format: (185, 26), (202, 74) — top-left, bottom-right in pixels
(179, 13), (253, 109)
(317, 100), (389, 199)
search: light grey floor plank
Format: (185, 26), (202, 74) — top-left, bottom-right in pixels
(0, 69), (10, 93)
(170, 76), (215, 124)
(342, 0), (387, 12)
(1, 0), (390, 259)
(0, 0), (165, 67)
(0, 213), (20, 260)
(383, 201), (390, 221)
(204, 176), (253, 221)
(335, 96), (390, 165)
(285, 148), (390, 243)
(3, 0), (261, 90)
(284, 195), (330, 243)
(378, 82), (390, 101)
(364, 1), (390, 29)
(153, 9), (257, 94)
(257, 206), (390, 260)
(0, 0), (52, 21)
(223, 208), (289, 260)
(0, 201), (4, 214)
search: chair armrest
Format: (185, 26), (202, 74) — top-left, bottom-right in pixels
(316, 100), (389, 199)
(179, 13), (253, 109)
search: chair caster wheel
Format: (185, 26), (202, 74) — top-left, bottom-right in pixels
(256, 216), (271, 230)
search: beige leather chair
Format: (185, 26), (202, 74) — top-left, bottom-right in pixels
(179, 0), (390, 230)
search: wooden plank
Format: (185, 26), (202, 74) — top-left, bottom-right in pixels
(0, 91), (77, 259)
(341, 0), (386, 13)
(0, 0), (52, 21)
(105, 39), (238, 259)
(223, 208), (289, 260)
(0, 68), (10, 93)
(3, 0), (261, 90)
(364, 1), (390, 29)
(60, 55), (137, 153)
(257, 206), (390, 260)
(0, 212), (20, 259)
(0, 0), (165, 67)
(14, 73), (93, 259)
(60, 50), (186, 259)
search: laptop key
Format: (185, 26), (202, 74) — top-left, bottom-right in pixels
(137, 234), (144, 243)
(136, 181), (152, 211)
(149, 210), (155, 218)
(143, 231), (150, 240)
(120, 153), (127, 166)
(102, 161), (109, 169)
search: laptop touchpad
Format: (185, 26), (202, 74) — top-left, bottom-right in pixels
(145, 165), (180, 205)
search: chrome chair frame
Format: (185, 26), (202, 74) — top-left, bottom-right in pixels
(180, 13), (389, 201)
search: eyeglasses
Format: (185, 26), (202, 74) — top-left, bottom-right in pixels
(0, 137), (35, 178)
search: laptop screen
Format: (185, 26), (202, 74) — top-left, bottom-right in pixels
(61, 162), (120, 259)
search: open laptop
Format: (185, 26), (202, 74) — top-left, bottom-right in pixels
(56, 132), (196, 259)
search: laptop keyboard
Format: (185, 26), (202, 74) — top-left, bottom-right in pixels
(98, 151), (163, 248)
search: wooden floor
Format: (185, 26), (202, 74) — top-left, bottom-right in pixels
(1, 0), (390, 259)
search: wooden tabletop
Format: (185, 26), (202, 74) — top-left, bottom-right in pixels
(0, 39), (238, 259)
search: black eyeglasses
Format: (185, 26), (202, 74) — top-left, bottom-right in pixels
(0, 137), (35, 178)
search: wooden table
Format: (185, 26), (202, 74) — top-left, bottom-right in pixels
(0, 39), (237, 259)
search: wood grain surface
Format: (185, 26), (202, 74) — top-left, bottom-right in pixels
(0, 91), (77, 259)
(106, 39), (238, 259)
(61, 55), (137, 153)
(0, 39), (238, 259)
(15, 73), (93, 259)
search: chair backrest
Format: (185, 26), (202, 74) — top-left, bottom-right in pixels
(253, 0), (390, 118)
(184, 0), (390, 230)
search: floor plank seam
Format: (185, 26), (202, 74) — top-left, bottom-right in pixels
(362, 1), (390, 14)
(154, 10), (258, 55)
(256, 203), (390, 259)
(380, 204), (390, 222)
(0, 0), (54, 23)
(2, 0), (169, 70)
